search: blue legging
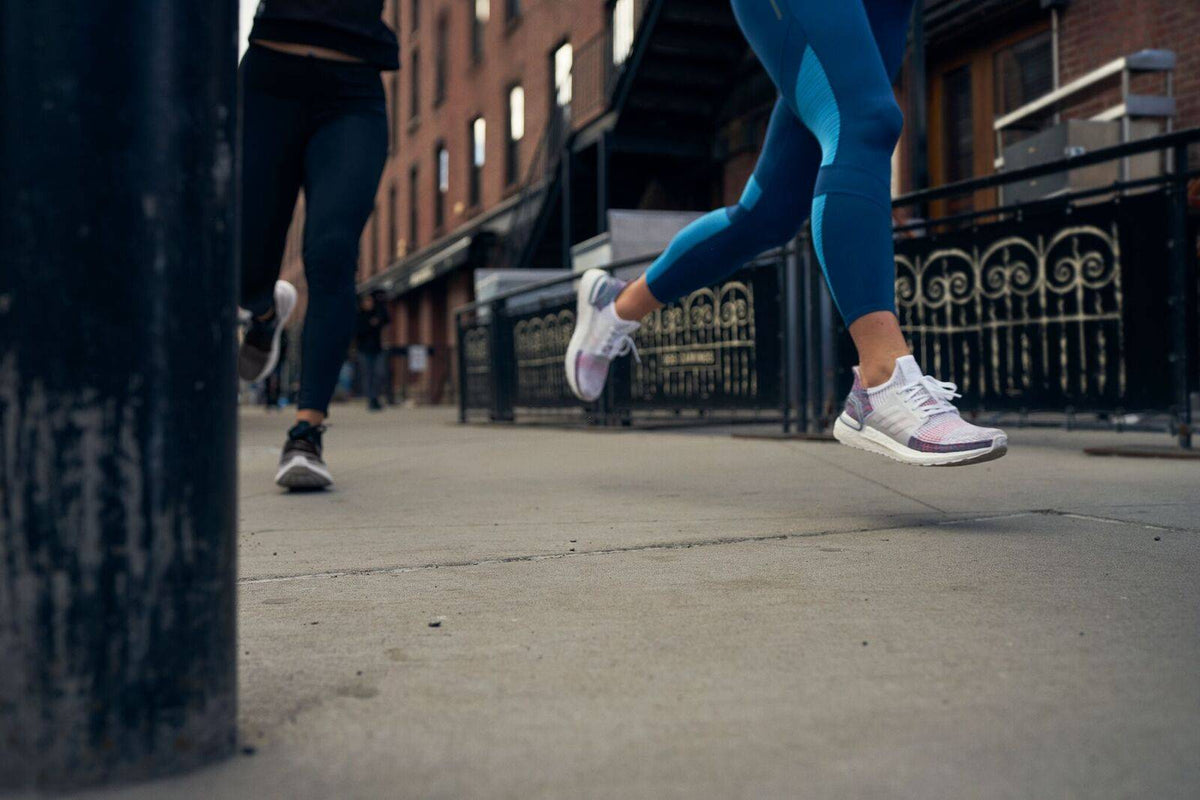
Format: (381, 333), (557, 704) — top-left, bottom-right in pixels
(644, 0), (915, 325)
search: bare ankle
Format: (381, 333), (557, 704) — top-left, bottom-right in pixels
(295, 409), (325, 427)
(858, 360), (898, 389)
(612, 275), (662, 322)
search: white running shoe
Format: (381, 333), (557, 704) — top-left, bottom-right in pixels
(564, 269), (642, 403)
(833, 355), (1008, 467)
(238, 280), (298, 383)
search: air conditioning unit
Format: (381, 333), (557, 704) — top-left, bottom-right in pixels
(1000, 119), (1165, 205)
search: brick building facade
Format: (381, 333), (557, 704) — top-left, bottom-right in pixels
(274, 0), (1198, 406)
(279, 0), (616, 403)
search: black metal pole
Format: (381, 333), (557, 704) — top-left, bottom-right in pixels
(561, 149), (574, 269)
(0, 1), (239, 790)
(457, 312), (469, 423)
(597, 131), (610, 236)
(779, 253), (792, 434)
(797, 231), (813, 434)
(907, 1), (930, 214)
(1168, 143), (1193, 448)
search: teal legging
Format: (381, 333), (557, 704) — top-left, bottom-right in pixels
(645, 0), (915, 326)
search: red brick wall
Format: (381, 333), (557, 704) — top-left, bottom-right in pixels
(1058, 0), (1200, 131)
(364, 0), (608, 278)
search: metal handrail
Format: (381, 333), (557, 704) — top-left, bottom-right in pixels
(993, 49), (1175, 134)
(892, 167), (1200, 234)
(894, 126), (1199, 208)
(454, 245), (795, 318)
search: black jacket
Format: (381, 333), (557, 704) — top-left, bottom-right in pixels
(356, 305), (390, 354)
(250, 0), (399, 70)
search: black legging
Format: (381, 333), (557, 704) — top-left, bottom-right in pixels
(239, 44), (387, 414)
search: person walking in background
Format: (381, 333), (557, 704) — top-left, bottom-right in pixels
(355, 291), (390, 411)
(235, 0), (398, 490)
(566, 0), (1007, 467)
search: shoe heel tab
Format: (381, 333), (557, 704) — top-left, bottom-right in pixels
(850, 366), (865, 392)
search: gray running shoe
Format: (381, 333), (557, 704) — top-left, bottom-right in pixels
(275, 422), (333, 490)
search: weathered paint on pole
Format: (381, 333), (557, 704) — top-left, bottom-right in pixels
(0, 0), (239, 789)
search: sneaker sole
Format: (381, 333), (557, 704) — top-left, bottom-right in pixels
(564, 269), (608, 402)
(275, 455), (334, 490)
(833, 415), (1008, 467)
(242, 281), (299, 383)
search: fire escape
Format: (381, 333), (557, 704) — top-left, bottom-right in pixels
(502, 0), (755, 273)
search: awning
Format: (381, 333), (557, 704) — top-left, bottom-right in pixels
(358, 195), (518, 299)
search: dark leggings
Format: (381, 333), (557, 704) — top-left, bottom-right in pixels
(239, 45), (387, 415)
(646, 0), (915, 325)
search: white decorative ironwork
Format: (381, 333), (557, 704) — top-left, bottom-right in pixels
(633, 280), (759, 400)
(896, 223), (1125, 403)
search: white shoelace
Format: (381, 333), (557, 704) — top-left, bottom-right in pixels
(900, 375), (961, 420)
(600, 327), (641, 363)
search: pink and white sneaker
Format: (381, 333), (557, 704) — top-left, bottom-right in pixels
(833, 355), (1008, 467)
(564, 269), (641, 403)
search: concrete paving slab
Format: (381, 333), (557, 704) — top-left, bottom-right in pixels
(50, 407), (1200, 800)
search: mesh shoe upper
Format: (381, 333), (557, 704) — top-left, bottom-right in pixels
(847, 356), (1003, 454)
(567, 271), (641, 402)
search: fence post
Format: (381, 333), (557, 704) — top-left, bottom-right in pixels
(779, 252), (793, 434)
(489, 299), (515, 422)
(794, 234), (812, 433)
(457, 311), (469, 423)
(1168, 142), (1193, 448)
(0, 1), (238, 790)
(561, 149), (574, 270)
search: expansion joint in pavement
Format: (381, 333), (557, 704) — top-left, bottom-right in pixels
(238, 508), (1197, 586)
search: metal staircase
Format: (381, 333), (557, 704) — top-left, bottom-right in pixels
(501, 0), (753, 272)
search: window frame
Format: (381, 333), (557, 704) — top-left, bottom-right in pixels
(505, 83), (524, 186)
(469, 115), (486, 207)
(434, 142), (448, 231)
(471, 0), (489, 64)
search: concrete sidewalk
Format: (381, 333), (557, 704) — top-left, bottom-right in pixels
(80, 406), (1198, 799)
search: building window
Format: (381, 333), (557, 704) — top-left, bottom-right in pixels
(552, 42), (573, 111)
(434, 142), (448, 230)
(435, 13), (449, 106)
(505, 0), (520, 24)
(469, 116), (486, 207)
(506, 84), (524, 185)
(411, 0), (420, 31)
(409, 164), (419, 249)
(409, 48), (420, 121)
(388, 183), (398, 262)
(993, 31), (1054, 149)
(612, 0), (634, 67)
(472, 0), (489, 63)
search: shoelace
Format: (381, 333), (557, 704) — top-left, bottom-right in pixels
(900, 375), (961, 420)
(600, 327), (641, 364)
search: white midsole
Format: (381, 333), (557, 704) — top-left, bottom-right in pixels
(252, 281), (298, 383)
(564, 270), (606, 401)
(275, 455), (333, 486)
(833, 414), (1003, 467)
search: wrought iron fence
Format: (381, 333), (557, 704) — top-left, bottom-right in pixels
(879, 129), (1198, 446)
(457, 252), (788, 424)
(460, 128), (1199, 446)
(889, 192), (1169, 410)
